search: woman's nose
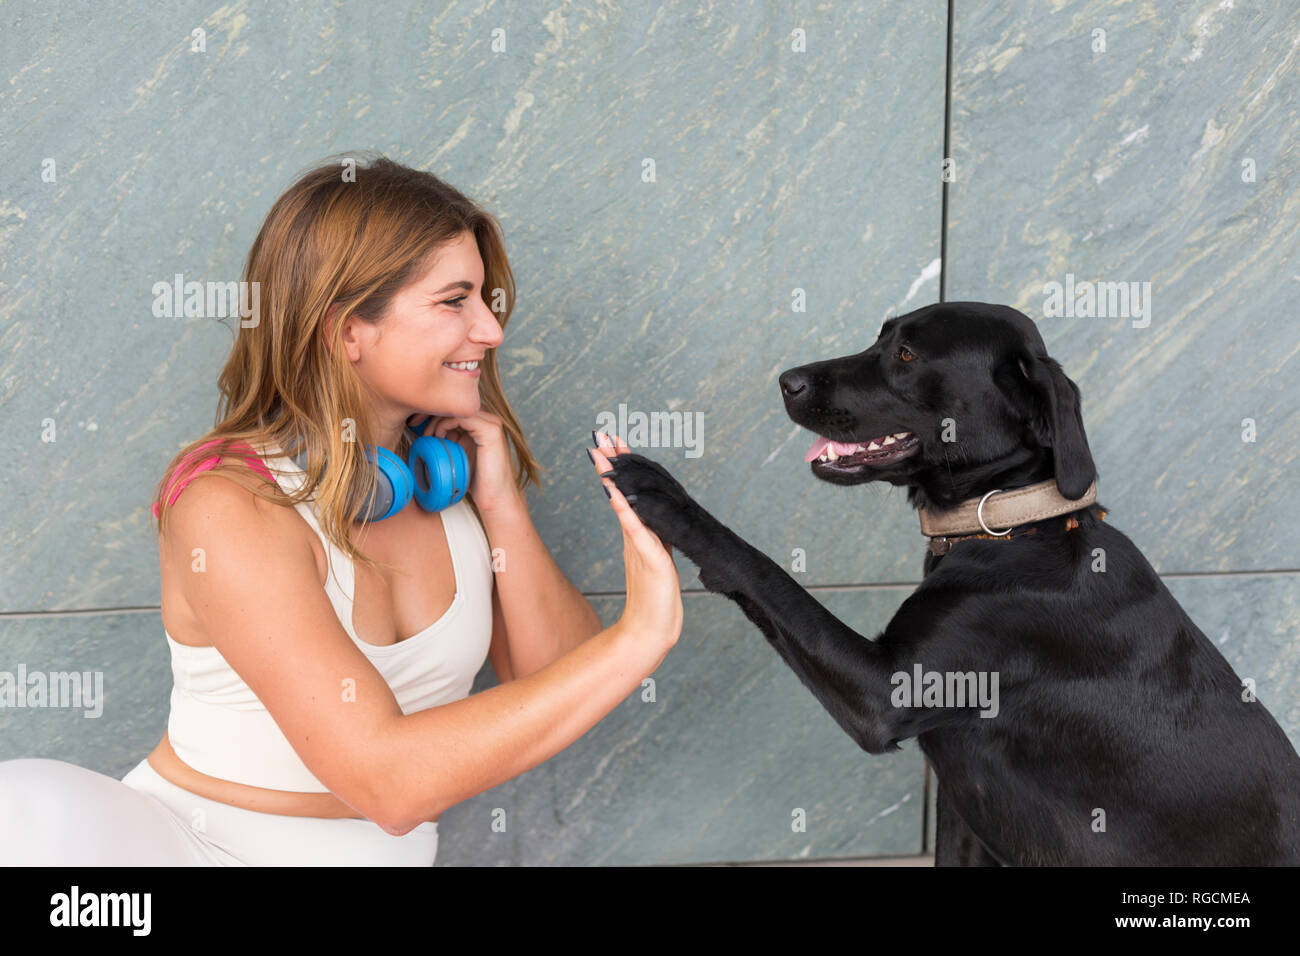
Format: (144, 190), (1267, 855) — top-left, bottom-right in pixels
(474, 302), (505, 345)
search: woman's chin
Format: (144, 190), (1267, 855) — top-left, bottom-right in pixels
(417, 396), (479, 419)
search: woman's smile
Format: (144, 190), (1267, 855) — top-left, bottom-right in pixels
(443, 358), (482, 376)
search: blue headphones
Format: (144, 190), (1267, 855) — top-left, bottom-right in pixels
(286, 415), (470, 522)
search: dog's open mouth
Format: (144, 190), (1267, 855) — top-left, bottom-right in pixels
(805, 431), (920, 470)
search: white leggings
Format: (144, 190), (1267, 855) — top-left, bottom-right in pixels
(0, 756), (439, 866)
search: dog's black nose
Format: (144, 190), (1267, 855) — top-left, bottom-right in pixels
(779, 369), (808, 397)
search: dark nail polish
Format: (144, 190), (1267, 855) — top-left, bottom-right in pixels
(603, 484), (611, 499)
(586, 448), (595, 465)
(591, 430), (600, 448)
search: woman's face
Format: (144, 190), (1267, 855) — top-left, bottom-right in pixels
(338, 230), (505, 448)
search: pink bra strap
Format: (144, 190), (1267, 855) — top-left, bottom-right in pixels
(152, 440), (275, 518)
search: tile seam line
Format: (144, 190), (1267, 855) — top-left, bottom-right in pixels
(3, 568), (1300, 619)
(938, 0), (954, 304)
(925, 0), (958, 859)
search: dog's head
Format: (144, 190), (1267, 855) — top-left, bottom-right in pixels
(778, 301), (1095, 511)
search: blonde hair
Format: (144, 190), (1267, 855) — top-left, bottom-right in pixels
(150, 152), (543, 575)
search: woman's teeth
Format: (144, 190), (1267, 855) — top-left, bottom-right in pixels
(444, 360), (479, 370)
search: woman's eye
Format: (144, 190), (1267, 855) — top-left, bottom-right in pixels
(897, 345), (916, 362)
(442, 296), (468, 308)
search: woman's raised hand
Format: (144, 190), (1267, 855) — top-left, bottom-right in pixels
(589, 431), (683, 652)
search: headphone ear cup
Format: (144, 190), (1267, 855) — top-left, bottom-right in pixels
(409, 436), (470, 512)
(366, 444), (415, 521)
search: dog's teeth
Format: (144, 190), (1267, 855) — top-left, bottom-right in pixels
(867, 441), (881, 451)
(893, 432), (910, 439)
(883, 436), (896, 446)
(826, 446), (839, 461)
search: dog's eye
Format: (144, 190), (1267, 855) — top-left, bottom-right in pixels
(896, 345), (916, 362)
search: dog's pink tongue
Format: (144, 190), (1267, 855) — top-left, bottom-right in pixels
(805, 436), (830, 463)
(805, 436), (867, 462)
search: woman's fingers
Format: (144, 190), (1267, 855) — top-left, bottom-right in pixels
(589, 430), (613, 464)
(589, 430), (636, 480)
(602, 472), (632, 517)
(592, 430), (633, 457)
(602, 474), (656, 547)
(588, 431), (673, 555)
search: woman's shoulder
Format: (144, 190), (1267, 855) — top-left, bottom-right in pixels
(156, 441), (286, 528)
(161, 463), (279, 531)
(158, 453), (324, 580)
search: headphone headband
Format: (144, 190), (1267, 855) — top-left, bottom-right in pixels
(285, 416), (469, 521)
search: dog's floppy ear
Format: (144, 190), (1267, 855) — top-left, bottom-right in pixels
(1018, 352), (1096, 499)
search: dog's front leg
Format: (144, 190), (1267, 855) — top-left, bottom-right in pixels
(604, 453), (903, 754)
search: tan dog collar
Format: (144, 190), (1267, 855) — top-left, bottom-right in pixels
(918, 479), (1100, 555)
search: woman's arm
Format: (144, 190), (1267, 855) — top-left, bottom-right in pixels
(478, 492), (603, 680)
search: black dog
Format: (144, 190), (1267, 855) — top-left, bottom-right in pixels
(603, 301), (1300, 865)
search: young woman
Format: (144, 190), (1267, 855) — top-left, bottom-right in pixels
(0, 155), (683, 866)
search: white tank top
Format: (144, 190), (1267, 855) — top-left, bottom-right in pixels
(163, 443), (495, 792)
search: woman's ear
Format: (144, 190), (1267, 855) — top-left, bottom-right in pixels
(1022, 351), (1097, 499)
(324, 303), (367, 362)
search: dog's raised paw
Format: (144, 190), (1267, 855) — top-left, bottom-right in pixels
(604, 453), (704, 548)
(603, 454), (747, 595)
